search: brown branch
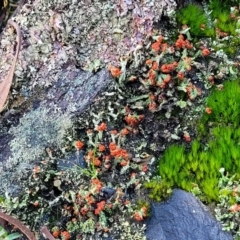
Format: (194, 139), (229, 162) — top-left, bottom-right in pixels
(41, 226), (57, 240)
(0, 210), (36, 239)
(0, 19), (21, 112)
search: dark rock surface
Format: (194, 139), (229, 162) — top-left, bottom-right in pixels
(0, 66), (111, 197)
(0, 66), (111, 164)
(41, 66), (111, 115)
(145, 189), (233, 240)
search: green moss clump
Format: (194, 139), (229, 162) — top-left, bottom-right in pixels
(202, 80), (240, 127)
(145, 80), (240, 203)
(144, 177), (173, 202)
(177, 0), (240, 40)
(176, 4), (214, 38)
(209, 0), (236, 21)
(214, 44), (238, 56)
(146, 126), (240, 202)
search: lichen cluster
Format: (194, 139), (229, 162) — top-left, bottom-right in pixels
(0, 0), (177, 98)
(0, 0), (240, 239)
(215, 170), (240, 238)
(0, 104), (153, 239)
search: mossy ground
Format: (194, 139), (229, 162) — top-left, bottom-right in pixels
(145, 79), (240, 203)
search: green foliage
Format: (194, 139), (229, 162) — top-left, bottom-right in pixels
(209, 0), (235, 18)
(208, 0), (239, 36)
(209, 0), (230, 17)
(214, 44), (238, 56)
(0, 226), (22, 240)
(144, 177), (172, 202)
(154, 139), (222, 202)
(216, 22), (236, 36)
(177, 0), (240, 40)
(146, 126), (240, 202)
(217, 11), (230, 23)
(197, 122), (207, 137)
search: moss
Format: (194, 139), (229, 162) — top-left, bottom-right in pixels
(147, 126), (240, 202)
(146, 80), (240, 203)
(209, 0), (235, 18)
(216, 22), (236, 36)
(214, 45), (238, 56)
(202, 80), (240, 127)
(177, 0), (240, 41)
(209, 0), (238, 36)
(144, 178), (172, 202)
(176, 4), (213, 38)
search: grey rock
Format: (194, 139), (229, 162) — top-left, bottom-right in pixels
(41, 66), (111, 115)
(99, 187), (116, 200)
(145, 189), (233, 240)
(0, 66), (111, 196)
(57, 151), (86, 170)
(0, 67), (110, 164)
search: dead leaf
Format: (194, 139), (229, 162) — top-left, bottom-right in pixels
(0, 20), (21, 112)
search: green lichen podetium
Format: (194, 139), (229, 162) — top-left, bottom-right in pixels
(145, 79), (240, 203)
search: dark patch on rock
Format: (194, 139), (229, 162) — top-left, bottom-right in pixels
(99, 188), (116, 201)
(0, 109), (22, 163)
(0, 66), (111, 164)
(41, 66), (111, 115)
(145, 189), (233, 240)
(57, 151), (86, 170)
(0, 132), (12, 162)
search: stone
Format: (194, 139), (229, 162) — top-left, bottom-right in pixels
(0, 66), (111, 196)
(145, 189), (233, 240)
(0, 66), (110, 163)
(41, 66), (111, 115)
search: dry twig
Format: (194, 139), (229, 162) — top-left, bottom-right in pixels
(0, 210), (36, 239)
(41, 226), (57, 240)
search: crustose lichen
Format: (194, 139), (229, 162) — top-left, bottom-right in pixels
(7, 107), (72, 167)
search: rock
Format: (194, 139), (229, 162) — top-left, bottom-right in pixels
(57, 151), (86, 170)
(99, 188), (116, 200)
(41, 66), (111, 115)
(0, 66), (110, 163)
(0, 66), (111, 196)
(145, 189), (233, 240)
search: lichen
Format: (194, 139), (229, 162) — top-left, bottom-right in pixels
(7, 106), (72, 166)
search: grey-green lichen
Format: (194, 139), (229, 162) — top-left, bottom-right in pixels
(0, 0), (177, 94)
(7, 107), (72, 166)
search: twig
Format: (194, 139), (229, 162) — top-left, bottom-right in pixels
(41, 226), (57, 240)
(0, 210), (36, 239)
